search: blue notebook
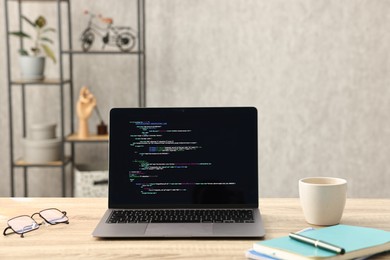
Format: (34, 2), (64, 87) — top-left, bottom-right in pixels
(253, 225), (390, 260)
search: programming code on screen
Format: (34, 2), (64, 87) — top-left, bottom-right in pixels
(128, 121), (236, 195)
(109, 107), (258, 206)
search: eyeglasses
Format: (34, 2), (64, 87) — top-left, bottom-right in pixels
(3, 208), (69, 238)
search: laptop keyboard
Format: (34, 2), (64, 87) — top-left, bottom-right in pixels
(107, 209), (254, 223)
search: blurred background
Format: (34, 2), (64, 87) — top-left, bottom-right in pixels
(0, 0), (389, 197)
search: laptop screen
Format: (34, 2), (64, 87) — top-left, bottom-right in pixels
(108, 107), (258, 208)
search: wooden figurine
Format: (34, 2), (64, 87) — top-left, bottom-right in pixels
(76, 86), (96, 138)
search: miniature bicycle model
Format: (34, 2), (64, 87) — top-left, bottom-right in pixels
(80, 11), (136, 52)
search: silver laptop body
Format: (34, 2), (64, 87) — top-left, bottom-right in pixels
(93, 107), (265, 238)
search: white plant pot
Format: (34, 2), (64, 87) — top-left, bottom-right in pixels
(19, 56), (45, 81)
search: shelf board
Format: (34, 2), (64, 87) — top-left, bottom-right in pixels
(14, 156), (71, 167)
(8, 0), (69, 2)
(62, 50), (143, 55)
(66, 133), (109, 143)
(11, 78), (71, 85)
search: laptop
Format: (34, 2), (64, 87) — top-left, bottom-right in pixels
(92, 107), (265, 238)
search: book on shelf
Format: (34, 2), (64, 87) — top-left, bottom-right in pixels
(247, 224), (390, 260)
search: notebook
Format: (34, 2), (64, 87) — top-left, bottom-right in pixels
(92, 107), (266, 238)
(252, 224), (390, 260)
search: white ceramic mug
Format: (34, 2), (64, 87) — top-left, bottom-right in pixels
(299, 177), (347, 226)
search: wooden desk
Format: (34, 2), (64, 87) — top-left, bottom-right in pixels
(1, 198), (389, 259)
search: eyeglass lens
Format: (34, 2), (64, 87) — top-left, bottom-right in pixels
(39, 209), (68, 224)
(8, 216), (39, 234)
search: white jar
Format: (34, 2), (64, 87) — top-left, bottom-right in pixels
(29, 123), (56, 140)
(23, 138), (61, 163)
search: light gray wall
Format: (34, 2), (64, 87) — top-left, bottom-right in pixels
(0, 0), (389, 197)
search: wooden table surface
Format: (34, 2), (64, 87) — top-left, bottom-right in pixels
(0, 198), (389, 259)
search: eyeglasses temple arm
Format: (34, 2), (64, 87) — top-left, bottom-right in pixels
(3, 226), (14, 236)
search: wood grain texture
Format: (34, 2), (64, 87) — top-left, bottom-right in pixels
(0, 198), (389, 259)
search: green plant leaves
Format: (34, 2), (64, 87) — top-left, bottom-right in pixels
(21, 15), (36, 28)
(42, 27), (56, 33)
(9, 31), (31, 39)
(41, 44), (56, 63)
(40, 37), (54, 44)
(18, 49), (29, 56)
(9, 15), (56, 62)
(35, 16), (47, 28)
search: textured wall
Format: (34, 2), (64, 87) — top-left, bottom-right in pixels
(0, 0), (389, 197)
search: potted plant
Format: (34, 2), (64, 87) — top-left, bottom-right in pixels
(9, 15), (56, 81)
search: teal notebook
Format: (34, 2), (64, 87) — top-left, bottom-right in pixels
(253, 225), (390, 260)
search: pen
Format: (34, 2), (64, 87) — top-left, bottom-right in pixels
(289, 232), (345, 255)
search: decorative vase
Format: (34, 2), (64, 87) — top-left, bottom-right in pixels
(29, 123), (56, 140)
(19, 56), (45, 81)
(23, 123), (61, 163)
(23, 138), (61, 163)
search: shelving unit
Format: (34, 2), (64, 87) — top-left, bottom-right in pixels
(5, 0), (146, 197)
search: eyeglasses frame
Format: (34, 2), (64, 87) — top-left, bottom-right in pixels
(3, 208), (69, 238)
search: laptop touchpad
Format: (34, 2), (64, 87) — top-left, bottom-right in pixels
(145, 223), (213, 236)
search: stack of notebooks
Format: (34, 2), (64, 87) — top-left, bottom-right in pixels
(246, 225), (390, 260)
